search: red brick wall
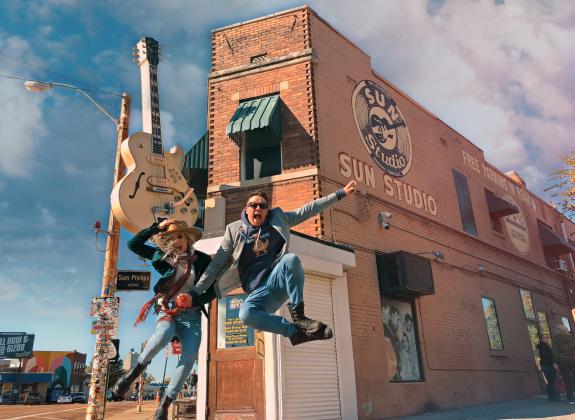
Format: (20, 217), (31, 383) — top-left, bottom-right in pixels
(207, 8), (322, 231)
(211, 9), (310, 73)
(306, 9), (572, 418)
(208, 6), (574, 419)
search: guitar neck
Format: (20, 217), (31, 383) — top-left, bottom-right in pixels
(138, 42), (163, 155)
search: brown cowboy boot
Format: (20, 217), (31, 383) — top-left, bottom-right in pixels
(287, 302), (324, 334)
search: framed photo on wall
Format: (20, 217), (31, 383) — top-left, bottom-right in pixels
(381, 297), (423, 382)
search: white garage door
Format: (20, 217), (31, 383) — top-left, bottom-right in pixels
(281, 275), (341, 420)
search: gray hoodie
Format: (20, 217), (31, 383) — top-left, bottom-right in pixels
(190, 191), (342, 299)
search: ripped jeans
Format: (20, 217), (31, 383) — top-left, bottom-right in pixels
(138, 308), (201, 399)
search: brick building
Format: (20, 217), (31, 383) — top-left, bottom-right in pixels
(190, 6), (575, 419)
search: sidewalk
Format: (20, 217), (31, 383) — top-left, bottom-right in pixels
(107, 396), (575, 420)
(396, 395), (575, 420)
(107, 401), (168, 420)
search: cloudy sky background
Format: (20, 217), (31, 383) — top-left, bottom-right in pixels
(1, 0), (574, 380)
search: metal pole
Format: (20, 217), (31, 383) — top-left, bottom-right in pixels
(86, 93), (131, 420)
(161, 354), (168, 396)
(102, 363), (111, 419)
(137, 372), (144, 412)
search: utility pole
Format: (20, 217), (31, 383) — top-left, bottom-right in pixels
(85, 93), (131, 420)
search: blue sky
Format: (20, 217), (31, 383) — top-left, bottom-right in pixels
(1, 0), (574, 381)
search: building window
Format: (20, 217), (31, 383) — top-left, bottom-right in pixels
(520, 288), (541, 361)
(481, 297), (504, 351)
(538, 311), (552, 345)
(453, 169), (477, 236)
(561, 316), (572, 332)
(484, 189), (519, 234)
(520, 289), (536, 320)
(381, 297), (424, 382)
(241, 129), (282, 180)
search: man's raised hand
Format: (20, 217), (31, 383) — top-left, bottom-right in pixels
(343, 180), (357, 196)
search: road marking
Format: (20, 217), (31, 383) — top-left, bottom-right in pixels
(3, 406), (85, 419)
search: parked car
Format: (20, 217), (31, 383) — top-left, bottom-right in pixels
(106, 391), (123, 402)
(21, 392), (42, 405)
(57, 394), (73, 404)
(71, 393), (86, 403)
(0, 393), (14, 404)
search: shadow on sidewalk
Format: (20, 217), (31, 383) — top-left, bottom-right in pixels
(394, 395), (575, 420)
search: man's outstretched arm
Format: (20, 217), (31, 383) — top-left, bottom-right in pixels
(189, 223), (235, 299)
(283, 180), (356, 227)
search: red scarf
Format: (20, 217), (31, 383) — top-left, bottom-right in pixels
(133, 254), (198, 326)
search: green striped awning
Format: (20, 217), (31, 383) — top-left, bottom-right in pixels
(226, 94), (281, 139)
(185, 131), (208, 170)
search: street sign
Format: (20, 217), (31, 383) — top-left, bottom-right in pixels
(108, 339), (120, 363)
(116, 270), (151, 291)
(0, 333), (34, 358)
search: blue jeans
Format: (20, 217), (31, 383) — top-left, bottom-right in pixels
(138, 309), (201, 399)
(239, 253), (303, 338)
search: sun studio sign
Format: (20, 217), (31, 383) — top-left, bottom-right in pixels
(351, 80), (413, 177)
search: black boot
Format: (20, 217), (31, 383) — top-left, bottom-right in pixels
(287, 302), (323, 333)
(289, 323), (334, 346)
(154, 394), (173, 420)
(111, 362), (147, 399)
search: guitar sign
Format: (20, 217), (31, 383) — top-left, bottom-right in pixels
(111, 37), (199, 233)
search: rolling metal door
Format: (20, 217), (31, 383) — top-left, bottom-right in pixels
(281, 275), (341, 420)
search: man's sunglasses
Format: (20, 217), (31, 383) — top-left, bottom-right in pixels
(247, 202), (268, 210)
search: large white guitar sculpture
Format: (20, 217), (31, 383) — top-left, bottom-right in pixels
(111, 37), (199, 233)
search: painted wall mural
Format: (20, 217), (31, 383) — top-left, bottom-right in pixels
(22, 351), (84, 398)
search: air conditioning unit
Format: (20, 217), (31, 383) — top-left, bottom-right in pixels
(376, 251), (435, 297)
(552, 259), (569, 272)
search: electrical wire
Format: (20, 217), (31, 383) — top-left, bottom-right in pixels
(0, 153), (108, 169)
(0, 52), (124, 97)
(0, 73), (124, 97)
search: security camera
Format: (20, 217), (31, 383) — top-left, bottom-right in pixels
(378, 211), (392, 230)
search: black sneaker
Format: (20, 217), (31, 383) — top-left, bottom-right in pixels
(289, 324), (334, 346)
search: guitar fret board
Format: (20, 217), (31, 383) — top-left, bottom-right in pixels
(149, 65), (163, 155)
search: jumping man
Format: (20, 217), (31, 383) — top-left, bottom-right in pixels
(189, 181), (356, 345)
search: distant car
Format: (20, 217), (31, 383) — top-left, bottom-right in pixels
(57, 394), (73, 404)
(0, 393), (14, 404)
(22, 392), (42, 405)
(106, 391), (123, 402)
(71, 393), (86, 403)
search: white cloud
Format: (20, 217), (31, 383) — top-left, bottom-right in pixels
(309, 0), (575, 193)
(38, 204), (56, 227)
(0, 35), (47, 177)
(0, 276), (21, 301)
(64, 266), (78, 275)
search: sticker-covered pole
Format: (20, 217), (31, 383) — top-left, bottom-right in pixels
(85, 93), (130, 420)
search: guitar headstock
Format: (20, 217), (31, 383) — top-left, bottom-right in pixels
(133, 37), (160, 67)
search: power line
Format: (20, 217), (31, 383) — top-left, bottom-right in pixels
(0, 153), (108, 169)
(0, 51), (124, 97)
(0, 73), (124, 97)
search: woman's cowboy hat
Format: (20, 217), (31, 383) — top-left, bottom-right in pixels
(152, 221), (203, 251)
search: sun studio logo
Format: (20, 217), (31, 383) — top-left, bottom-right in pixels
(352, 80), (413, 177)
